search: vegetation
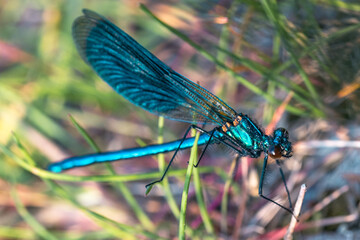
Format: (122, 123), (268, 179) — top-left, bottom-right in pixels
(1, 0), (359, 239)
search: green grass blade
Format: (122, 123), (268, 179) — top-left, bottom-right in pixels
(260, 0), (323, 108)
(7, 135), (161, 239)
(69, 114), (100, 151)
(69, 115), (155, 231)
(140, 4), (306, 116)
(193, 154), (214, 234)
(47, 181), (164, 239)
(156, 116), (180, 218)
(178, 131), (200, 240)
(0, 226), (37, 240)
(12, 132), (35, 166)
(11, 186), (59, 240)
(313, 0), (360, 11)
(0, 143), (214, 182)
(26, 107), (80, 152)
(220, 156), (239, 232)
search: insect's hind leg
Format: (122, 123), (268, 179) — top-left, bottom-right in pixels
(191, 126), (244, 168)
(145, 125), (244, 192)
(192, 128), (216, 168)
(145, 124), (207, 190)
(276, 159), (293, 210)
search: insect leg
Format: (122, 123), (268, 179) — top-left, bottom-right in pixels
(276, 159), (293, 210)
(145, 124), (202, 189)
(193, 128), (216, 168)
(258, 154), (295, 216)
(145, 126), (244, 190)
(190, 126), (244, 167)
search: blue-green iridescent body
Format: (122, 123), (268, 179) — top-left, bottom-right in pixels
(48, 112), (292, 172)
(224, 115), (263, 153)
(48, 9), (292, 173)
(47, 9), (294, 214)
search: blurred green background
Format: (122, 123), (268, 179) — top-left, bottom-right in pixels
(1, 0), (360, 239)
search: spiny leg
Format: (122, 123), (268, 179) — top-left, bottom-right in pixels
(192, 128), (245, 168)
(145, 124), (208, 190)
(145, 125), (244, 191)
(258, 154), (295, 216)
(193, 128), (216, 168)
(276, 159), (293, 210)
(192, 125), (242, 154)
(191, 126), (245, 167)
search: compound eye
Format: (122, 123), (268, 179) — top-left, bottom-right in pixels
(277, 128), (289, 138)
(283, 129), (289, 138)
(269, 145), (282, 159)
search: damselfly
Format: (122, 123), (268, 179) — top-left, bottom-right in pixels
(48, 9), (294, 214)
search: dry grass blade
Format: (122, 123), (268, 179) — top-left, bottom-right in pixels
(284, 184), (306, 240)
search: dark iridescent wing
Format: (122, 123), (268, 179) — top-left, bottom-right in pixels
(72, 9), (237, 125)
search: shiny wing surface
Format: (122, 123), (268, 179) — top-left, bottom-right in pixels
(72, 9), (237, 124)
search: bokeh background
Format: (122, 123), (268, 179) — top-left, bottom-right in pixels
(1, 0), (360, 239)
